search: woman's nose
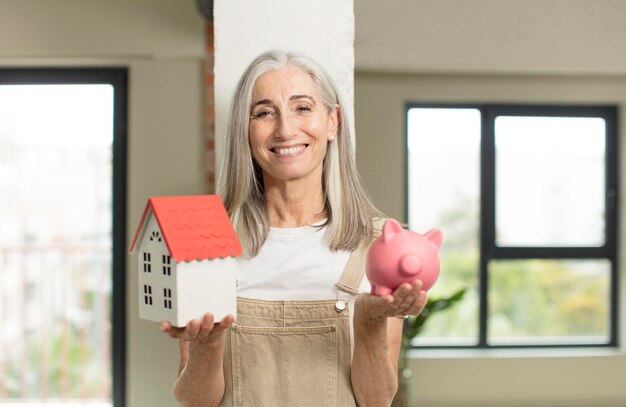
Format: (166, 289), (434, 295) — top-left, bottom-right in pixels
(276, 112), (297, 139)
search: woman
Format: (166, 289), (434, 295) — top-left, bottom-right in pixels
(160, 50), (428, 407)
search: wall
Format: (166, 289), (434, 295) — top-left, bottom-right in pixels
(355, 0), (626, 75)
(0, 1), (206, 406)
(126, 60), (205, 407)
(355, 72), (626, 406)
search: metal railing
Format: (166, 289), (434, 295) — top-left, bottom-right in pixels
(0, 245), (112, 406)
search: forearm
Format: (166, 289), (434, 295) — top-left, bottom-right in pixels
(173, 340), (226, 407)
(351, 318), (398, 407)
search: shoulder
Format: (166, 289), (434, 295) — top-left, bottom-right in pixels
(349, 217), (388, 256)
(371, 217), (387, 238)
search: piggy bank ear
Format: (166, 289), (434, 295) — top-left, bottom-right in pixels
(382, 219), (404, 242)
(424, 228), (443, 249)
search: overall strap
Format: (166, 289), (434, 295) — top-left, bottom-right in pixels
(334, 218), (386, 297)
(334, 243), (369, 297)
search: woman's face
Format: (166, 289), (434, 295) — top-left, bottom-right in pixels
(248, 66), (339, 188)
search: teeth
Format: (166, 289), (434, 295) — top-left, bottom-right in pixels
(274, 145), (305, 155)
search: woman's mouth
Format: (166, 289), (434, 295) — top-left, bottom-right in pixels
(270, 144), (307, 156)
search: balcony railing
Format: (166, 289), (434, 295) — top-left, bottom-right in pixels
(0, 245), (112, 406)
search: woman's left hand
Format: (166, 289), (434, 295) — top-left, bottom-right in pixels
(355, 280), (428, 324)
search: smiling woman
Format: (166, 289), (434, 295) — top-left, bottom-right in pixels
(248, 66), (339, 207)
(217, 51), (380, 258)
(159, 51), (429, 407)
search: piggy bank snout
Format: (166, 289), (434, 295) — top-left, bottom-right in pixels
(399, 254), (421, 277)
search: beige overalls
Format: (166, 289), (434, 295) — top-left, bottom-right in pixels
(220, 243), (369, 407)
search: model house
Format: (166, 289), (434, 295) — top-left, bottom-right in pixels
(129, 195), (241, 326)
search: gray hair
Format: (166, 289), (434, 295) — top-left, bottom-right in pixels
(217, 50), (383, 256)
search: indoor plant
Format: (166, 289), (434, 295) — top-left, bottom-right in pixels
(392, 287), (468, 407)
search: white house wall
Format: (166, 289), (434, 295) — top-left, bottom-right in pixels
(176, 257), (237, 326)
(137, 214), (177, 324)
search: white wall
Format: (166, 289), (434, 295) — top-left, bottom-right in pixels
(0, 1), (206, 406)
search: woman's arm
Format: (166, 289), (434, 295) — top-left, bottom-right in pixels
(351, 314), (403, 406)
(160, 313), (233, 407)
(351, 281), (427, 407)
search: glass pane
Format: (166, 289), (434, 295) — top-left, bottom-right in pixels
(407, 108), (480, 346)
(488, 259), (611, 345)
(495, 116), (606, 247)
(0, 85), (113, 404)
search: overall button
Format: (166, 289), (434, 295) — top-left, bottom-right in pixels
(335, 300), (347, 312)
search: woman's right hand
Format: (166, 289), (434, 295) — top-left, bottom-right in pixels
(167, 313), (233, 404)
(160, 312), (234, 346)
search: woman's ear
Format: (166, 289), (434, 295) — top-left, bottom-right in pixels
(328, 104), (340, 134)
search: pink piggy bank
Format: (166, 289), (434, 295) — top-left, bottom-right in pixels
(366, 219), (443, 296)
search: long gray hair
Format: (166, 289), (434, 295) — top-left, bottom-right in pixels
(217, 50), (383, 257)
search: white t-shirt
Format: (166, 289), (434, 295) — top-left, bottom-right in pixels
(236, 223), (370, 349)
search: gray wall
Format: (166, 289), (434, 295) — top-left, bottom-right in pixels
(355, 0), (626, 75)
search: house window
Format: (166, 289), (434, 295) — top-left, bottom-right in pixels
(0, 68), (127, 405)
(162, 254), (171, 276)
(144, 285), (153, 305)
(143, 252), (152, 273)
(150, 230), (162, 242)
(163, 288), (172, 309)
(406, 104), (617, 348)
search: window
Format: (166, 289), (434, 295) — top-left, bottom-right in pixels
(150, 230), (162, 242)
(163, 288), (172, 309)
(162, 254), (171, 276)
(144, 285), (153, 305)
(143, 252), (152, 273)
(406, 104), (617, 348)
(0, 69), (127, 404)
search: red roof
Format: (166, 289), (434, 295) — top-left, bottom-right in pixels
(129, 195), (242, 262)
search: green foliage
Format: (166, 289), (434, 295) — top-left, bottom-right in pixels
(2, 319), (109, 399)
(489, 259), (609, 339)
(404, 287), (468, 342)
(398, 288), (468, 359)
(393, 288), (468, 407)
(414, 255), (609, 341)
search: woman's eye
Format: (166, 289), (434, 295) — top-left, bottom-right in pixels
(254, 110), (273, 119)
(296, 105), (312, 113)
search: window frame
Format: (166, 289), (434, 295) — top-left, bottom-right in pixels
(0, 67), (128, 404)
(405, 102), (619, 349)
